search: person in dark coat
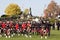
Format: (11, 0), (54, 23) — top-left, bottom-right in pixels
(57, 21), (60, 30)
(46, 21), (51, 37)
(52, 23), (55, 30)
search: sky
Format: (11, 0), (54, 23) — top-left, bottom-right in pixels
(0, 0), (60, 16)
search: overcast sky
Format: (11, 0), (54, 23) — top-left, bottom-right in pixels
(0, 0), (60, 16)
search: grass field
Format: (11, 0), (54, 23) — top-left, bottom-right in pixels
(0, 30), (60, 40)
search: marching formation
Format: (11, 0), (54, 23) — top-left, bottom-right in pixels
(0, 19), (60, 39)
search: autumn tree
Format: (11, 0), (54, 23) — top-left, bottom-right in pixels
(44, 0), (60, 24)
(47, 1), (57, 13)
(44, 0), (59, 18)
(44, 9), (50, 18)
(5, 3), (21, 16)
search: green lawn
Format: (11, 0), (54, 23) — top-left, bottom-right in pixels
(0, 30), (60, 40)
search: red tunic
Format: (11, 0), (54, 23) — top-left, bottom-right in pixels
(15, 24), (19, 30)
(2, 23), (6, 29)
(22, 23), (26, 30)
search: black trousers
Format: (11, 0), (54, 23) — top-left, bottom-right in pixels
(57, 25), (60, 30)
